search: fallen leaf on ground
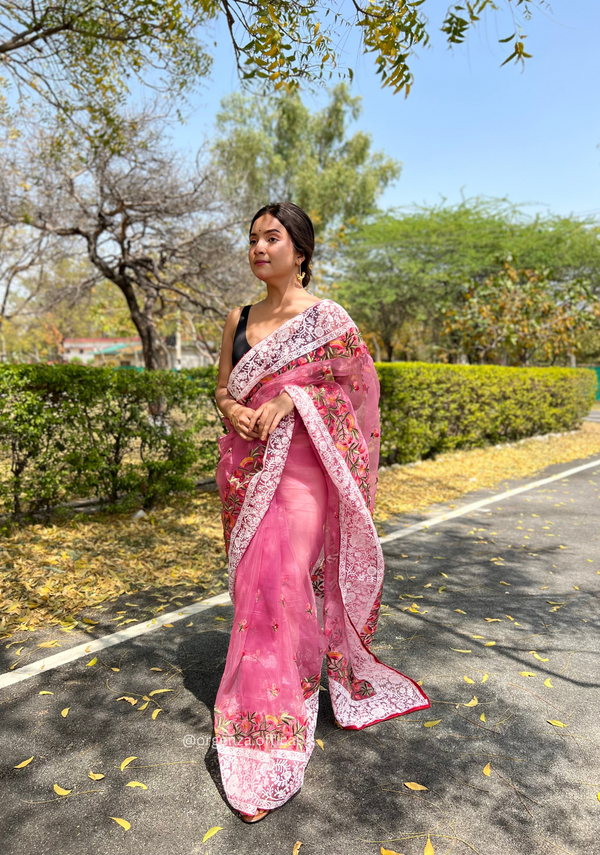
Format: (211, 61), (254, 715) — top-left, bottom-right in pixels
(481, 674), (489, 683)
(116, 696), (138, 706)
(293, 843), (303, 855)
(120, 756), (137, 771)
(480, 713), (486, 722)
(483, 641), (496, 646)
(485, 618), (501, 622)
(151, 709), (162, 720)
(483, 763), (491, 777)
(14, 757), (33, 769)
(547, 720), (568, 728)
(148, 689), (173, 696)
(126, 781), (147, 789)
(532, 653), (549, 661)
(424, 720), (441, 728)
(54, 784), (72, 795)
(202, 827), (222, 843)
(61, 708), (69, 717)
(110, 817), (131, 831)
(451, 648), (471, 653)
(454, 609), (466, 614)
(520, 672), (536, 677)
(86, 657), (97, 667)
(316, 739), (324, 750)
(463, 676), (475, 684)
(404, 782), (428, 791)
(424, 838), (435, 855)
(381, 848), (404, 855)
(89, 772), (104, 780)
(39, 691), (53, 695)
(463, 696), (478, 707)
(544, 678), (554, 688)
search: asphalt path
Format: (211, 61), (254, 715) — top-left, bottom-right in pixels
(1, 452), (599, 855)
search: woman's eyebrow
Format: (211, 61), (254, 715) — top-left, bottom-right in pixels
(250, 228), (282, 237)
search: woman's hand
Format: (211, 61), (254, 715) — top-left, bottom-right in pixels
(228, 404), (263, 441)
(247, 392), (295, 441)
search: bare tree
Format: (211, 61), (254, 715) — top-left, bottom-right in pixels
(0, 115), (253, 369)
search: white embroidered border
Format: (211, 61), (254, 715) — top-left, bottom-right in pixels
(227, 410), (296, 601)
(216, 690), (319, 814)
(282, 385), (384, 632)
(227, 299), (355, 401)
(282, 385), (429, 726)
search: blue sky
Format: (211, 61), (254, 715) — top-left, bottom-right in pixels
(173, 1), (600, 219)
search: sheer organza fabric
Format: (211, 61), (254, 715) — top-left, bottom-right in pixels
(214, 300), (429, 814)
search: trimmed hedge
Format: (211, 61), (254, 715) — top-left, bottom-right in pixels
(376, 363), (596, 465)
(0, 362), (594, 519)
(0, 364), (221, 519)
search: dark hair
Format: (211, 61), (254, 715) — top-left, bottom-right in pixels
(249, 201), (315, 288)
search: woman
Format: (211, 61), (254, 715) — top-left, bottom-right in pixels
(214, 202), (429, 823)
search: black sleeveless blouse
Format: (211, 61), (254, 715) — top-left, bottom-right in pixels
(231, 304), (252, 367)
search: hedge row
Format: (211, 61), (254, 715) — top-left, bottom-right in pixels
(376, 363), (596, 465)
(0, 362), (594, 520)
(0, 364), (220, 520)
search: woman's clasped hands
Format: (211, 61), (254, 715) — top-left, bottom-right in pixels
(229, 392), (295, 442)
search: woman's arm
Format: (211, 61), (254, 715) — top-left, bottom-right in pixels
(215, 309), (261, 441)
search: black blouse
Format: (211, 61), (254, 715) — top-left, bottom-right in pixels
(231, 304), (252, 367)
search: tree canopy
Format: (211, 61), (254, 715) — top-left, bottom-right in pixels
(212, 83), (400, 245)
(0, 1), (549, 129)
(334, 199), (600, 362)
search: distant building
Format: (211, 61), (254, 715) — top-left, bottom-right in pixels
(62, 337), (213, 368)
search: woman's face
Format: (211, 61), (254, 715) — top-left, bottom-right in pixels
(248, 214), (304, 283)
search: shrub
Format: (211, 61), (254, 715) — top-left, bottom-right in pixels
(0, 361), (594, 520)
(375, 363), (596, 465)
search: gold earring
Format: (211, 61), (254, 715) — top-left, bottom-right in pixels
(296, 269), (305, 285)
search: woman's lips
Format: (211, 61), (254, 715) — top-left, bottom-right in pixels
(254, 260), (269, 265)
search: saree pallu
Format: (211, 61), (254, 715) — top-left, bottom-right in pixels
(214, 299), (429, 814)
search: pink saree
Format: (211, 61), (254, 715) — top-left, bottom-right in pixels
(214, 299), (429, 815)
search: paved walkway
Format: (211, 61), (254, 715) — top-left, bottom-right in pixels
(1, 452), (599, 855)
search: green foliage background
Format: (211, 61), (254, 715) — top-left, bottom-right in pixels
(0, 362), (594, 521)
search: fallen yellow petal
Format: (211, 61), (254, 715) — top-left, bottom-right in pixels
(547, 720), (568, 728)
(86, 657), (97, 667)
(151, 708), (163, 720)
(53, 783), (72, 796)
(463, 696), (478, 707)
(404, 781), (428, 791)
(424, 837), (435, 855)
(423, 720), (441, 728)
(61, 708), (69, 717)
(120, 756), (137, 771)
(481, 674), (489, 683)
(126, 781), (147, 789)
(454, 609), (466, 614)
(316, 738), (325, 750)
(39, 691), (53, 695)
(480, 713), (486, 722)
(109, 817), (131, 831)
(14, 756), (34, 769)
(544, 678), (554, 689)
(88, 772), (105, 780)
(202, 826), (223, 843)
(483, 762), (491, 777)
(451, 648), (472, 653)
(483, 641), (496, 646)
(463, 676), (475, 684)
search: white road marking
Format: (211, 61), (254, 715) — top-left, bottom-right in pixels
(379, 456), (600, 544)
(3, 455), (600, 690)
(0, 592), (231, 689)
